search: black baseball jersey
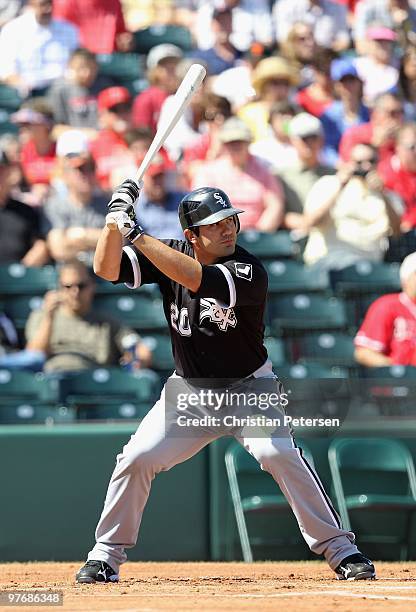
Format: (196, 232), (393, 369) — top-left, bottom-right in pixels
(114, 240), (268, 379)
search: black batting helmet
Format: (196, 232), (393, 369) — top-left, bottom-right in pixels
(178, 187), (243, 232)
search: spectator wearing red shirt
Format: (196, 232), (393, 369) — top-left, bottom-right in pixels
(90, 86), (132, 191)
(295, 48), (336, 118)
(132, 44), (182, 134)
(339, 93), (405, 163)
(379, 123), (416, 230)
(11, 100), (56, 206)
(53, 0), (132, 54)
(355, 252), (416, 367)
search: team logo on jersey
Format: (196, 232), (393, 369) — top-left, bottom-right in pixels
(234, 262), (252, 281)
(213, 192), (228, 208)
(200, 298), (237, 331)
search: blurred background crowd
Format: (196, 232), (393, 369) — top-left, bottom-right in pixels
(2, 0), (416, 388)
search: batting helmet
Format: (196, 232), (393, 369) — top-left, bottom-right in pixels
(179, 187), (243, 232)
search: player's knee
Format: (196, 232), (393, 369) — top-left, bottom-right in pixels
(256, 445), (294, 473)
(117, 448), (162, 476)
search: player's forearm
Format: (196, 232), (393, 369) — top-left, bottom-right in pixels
(354, 347), (392, 367)
(93, 226), (124, 280)
(132, 234), (202, 292)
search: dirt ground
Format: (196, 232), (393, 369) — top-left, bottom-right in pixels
(0, 561), (415, 611)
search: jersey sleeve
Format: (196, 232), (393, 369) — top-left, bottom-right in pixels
(192, 258), (268, 308)
(354, 296), (392, 353)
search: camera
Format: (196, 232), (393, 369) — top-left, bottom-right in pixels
(352, 167), (370, 178)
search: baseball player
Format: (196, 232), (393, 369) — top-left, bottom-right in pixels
(76, 179), (376, 583)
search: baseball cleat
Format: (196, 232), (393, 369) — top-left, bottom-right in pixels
(76, 560), (119, 584)
(335, 553), (376, 580)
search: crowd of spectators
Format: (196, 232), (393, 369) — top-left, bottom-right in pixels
(2, 0), (416, 373)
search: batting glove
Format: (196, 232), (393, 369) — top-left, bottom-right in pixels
(105, 210), (145, 242)
(108, 178), (143, 216)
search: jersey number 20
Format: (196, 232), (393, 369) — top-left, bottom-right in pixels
(170, 303), (191, 337)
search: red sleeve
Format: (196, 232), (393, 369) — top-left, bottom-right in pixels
(354, 296), (394, 353)
(53, 0), (77, 23)
(132, 88), (167, 133)
(114, 0), (127, 35)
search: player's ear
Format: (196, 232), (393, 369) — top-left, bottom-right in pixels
(184, 228), (198, 244)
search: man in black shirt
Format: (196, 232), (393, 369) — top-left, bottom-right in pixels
(76, 180), (375, 584)
(0, 150), (48, 266)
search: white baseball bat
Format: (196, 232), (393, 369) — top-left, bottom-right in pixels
(107, 63), (207, 229)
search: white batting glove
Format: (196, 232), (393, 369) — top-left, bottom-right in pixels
(105, 210), (145, 242)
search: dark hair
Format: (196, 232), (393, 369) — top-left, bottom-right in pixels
(201, 92), (232, 118)
(124, 127), (153, 147)
(69, 47), (97, 64)
(398, 44), (416, 101)
(21, 97), (54, 122)
(269, 101), (299, 122)
(310, 47), (338, 72)
(59, 259), (95, 282)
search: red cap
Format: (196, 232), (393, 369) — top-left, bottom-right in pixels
(146, 153), (167, 177)
(98, 87), (131, 112)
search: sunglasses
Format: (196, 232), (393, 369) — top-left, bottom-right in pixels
(401, 142), (416, 151)
(385, 108), (404, 117)
(61, 282), (90, 291)
(356, 158), (377, 165)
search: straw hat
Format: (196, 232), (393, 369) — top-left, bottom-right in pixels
(251, 57), (299, 94)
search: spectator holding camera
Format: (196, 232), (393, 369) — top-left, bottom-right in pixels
(302, 143), (402, 271)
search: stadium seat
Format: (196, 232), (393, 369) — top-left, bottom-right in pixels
(0, 369), (59, 404)
(0, 84), (22, 112)
(0, 264), (57, 296)
(96, 52), (148, 95)
(358, 366), (416, 417)
(237, 231), (295, 260)
(264, 337), (287, 368)
(76, 400), (150, 421)
(269, 294), (347, 333)
(4, 295), (43, 330)
(0, 403), (75, 425)
(142, 334), (174, 372)
(330, 261), (400, 295)
(133, 25), (193, 53)
(263, 260), (329, 294)
(93, 294), (166, 331)
(295, 333), (356, 368)
(225, 440), (314, 561)
(61, 367), (161, 417)
(328, 438), (416, 560)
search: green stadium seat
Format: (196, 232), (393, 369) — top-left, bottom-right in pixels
(142, 334), (174, 372)
(0, 402), (75, 425)
(0, 84), (22, 111)
(77, 400), (150, 421)
(96, 52), (144, 81)
(0, 121), (18, 135)
(4, 295), (43, 330)
(264, 260), (329, 293)
(0, 264), (57, 296)
(225, 440), (314, 561)
(61, 367), (161, 417)
(295, 333), (356, 368)
(330, 261), (400, 295)
(359, 366), (416, 417)
(269, 294), (347, 333)
(0, 369), (59, 404)
(93, 294), (166, 331)
(133, 25), (193, 53)
(237, 231), (295, 260)
(264, 337), (287, 368)
(328, 438), (416, 560)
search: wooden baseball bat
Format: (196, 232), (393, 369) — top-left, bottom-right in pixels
(107, 63), (207, 229)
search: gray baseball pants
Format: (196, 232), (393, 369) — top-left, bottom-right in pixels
(87, 373), (359, 573)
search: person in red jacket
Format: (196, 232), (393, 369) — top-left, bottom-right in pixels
(378, 123), (416, 230)
(132, 44), (182, 133)
(90, 86), (132, 191)
(339, 92), (404, 163)
(355, 251), (416, 367)
(53, 0), (133, 54)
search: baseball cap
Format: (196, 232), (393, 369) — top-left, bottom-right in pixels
(146, 44), (183, 71)
(10, 108), (52, 126)
(330, 58), (360, 82)
(219, 117), (252, 143)
(367, 26), (397, 42)
(146, 153), (167, 177)
(288, 112), (323, 139)
(400, 252), (416, 281)
(97, 86), (131, 112)
(56, 130), (89, 158)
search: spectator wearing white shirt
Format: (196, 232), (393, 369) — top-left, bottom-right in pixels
(0, 0), (79, 97)
(273, 0), (350, 52)
(194, 0), (273, 53)
(0, 0), (24, 29)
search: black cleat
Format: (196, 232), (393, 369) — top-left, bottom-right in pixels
(335, 553), (376, 580)
(76, 560), (119, 584)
